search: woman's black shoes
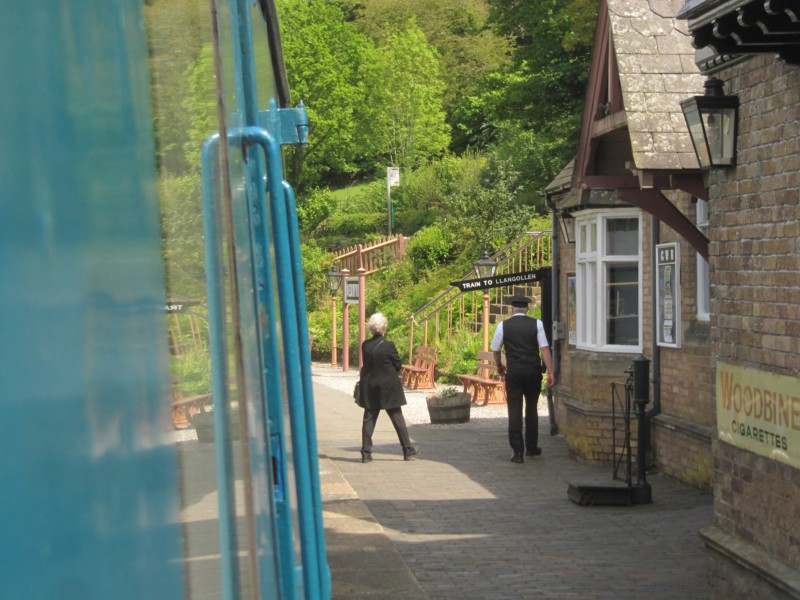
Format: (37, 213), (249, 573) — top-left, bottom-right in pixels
(361, 453), (372, 463)
(403, 447), (420, 461)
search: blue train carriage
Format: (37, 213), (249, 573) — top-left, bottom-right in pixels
(0, 2), (329, 599)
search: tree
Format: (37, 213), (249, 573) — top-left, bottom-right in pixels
(351, 0), (511, 152)
(483, 0), (595, 139)
(278, 0), (376, 189)
(360, 22), (450, 170)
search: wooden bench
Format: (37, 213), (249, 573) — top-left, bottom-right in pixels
(172, 391), (212, 429)
(457, 350), (505, 406)
(401, 346), (438, 389)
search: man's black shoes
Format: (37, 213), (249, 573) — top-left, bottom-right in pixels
(525, 448), (542, 457)
(361, 453), (372, 463)
(510, 453), (524, 464)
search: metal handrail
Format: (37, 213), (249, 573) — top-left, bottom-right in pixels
(407, 231), (552, 356)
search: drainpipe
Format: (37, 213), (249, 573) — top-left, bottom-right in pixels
(547, 203), (560, 435)
(647, 215), (661, 464)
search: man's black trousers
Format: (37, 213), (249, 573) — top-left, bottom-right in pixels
(505, 368), (543, 455)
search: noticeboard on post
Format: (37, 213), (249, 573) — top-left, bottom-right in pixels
(344, 276), (359, 305)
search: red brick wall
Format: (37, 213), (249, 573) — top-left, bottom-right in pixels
(706, 53), (800, 580)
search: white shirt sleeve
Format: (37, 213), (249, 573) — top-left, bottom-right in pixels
(489, 321), (504, 352)
(537, 319), (549, 348)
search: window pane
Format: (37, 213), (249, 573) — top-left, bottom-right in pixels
(579, 223), (587, 253)
(606, 264), (638, 345)
(606, 218), (638, 255)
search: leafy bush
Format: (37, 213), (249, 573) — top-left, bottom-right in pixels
(405, 224), (455, 275)
(301, 241), (334, 310)
(296, 187), (334, 232)
(172, 343), (212, 396)
(315, 211), (387, 237)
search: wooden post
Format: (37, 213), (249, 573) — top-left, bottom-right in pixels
(341, 268), (350, 372)
(357, 244), (366, 368)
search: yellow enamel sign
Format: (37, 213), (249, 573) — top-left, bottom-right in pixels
(716, 362), (800, 468)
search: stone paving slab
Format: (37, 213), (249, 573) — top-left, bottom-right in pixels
(313, 376), (714, 600)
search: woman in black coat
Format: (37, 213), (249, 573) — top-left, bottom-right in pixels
(357, 313), (419, 463)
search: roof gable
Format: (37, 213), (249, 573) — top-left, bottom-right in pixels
(574, 0), (705, 187)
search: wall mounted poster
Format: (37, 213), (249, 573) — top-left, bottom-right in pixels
(656, 242), (680, 347)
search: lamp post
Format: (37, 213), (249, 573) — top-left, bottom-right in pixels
(340, 268), (350, 372)
(326, 265), (342, 368)
(680, 77), (739, 169)
(474, 247), (498, 352)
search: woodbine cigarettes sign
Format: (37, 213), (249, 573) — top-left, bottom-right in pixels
(716, 362), (800, 468)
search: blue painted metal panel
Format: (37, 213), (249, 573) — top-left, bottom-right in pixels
(0, 3), (183, 600)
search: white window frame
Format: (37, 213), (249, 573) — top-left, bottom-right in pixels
(696, 200), (710, 321)
(575, 209), (642, 353)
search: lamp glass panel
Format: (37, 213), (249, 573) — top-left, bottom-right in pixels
(683, 100), (711, 167)
(559, 214), (575, 243)
(720, 108), (736, 165)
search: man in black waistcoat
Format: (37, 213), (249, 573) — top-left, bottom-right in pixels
(490, 294), (554, 463)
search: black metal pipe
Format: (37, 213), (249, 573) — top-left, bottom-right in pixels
(547, 206), (559, 435)
(632, 355), (652, 504)
(648, 215), (661, 424)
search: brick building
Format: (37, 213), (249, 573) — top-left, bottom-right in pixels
(547, 0), (715, 490)
(548, 0), (800, 596)
(676, 0), (800, 597)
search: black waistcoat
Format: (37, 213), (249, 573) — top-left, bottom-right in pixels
(503, 315), (541, 372)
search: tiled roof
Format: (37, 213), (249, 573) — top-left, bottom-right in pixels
(608, 0), (706, 170)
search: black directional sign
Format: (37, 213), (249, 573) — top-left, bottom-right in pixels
(450, 268), (545, 292)
(164, 301), (200, 313)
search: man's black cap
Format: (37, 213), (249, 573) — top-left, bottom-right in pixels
(509, 294), (530, 307)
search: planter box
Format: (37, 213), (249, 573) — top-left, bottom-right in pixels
(191, 409), (241, 443)
(426, 393), (471, 424)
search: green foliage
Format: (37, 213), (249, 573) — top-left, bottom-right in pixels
(394, 209), (440, 234)
(301, 241), (335, 310)
(172, 343), (212, 396)
(394, 152), (485, 211)
(434, 329), (485, 383)
(440, 154), (537, 250)
(278, 0), (376, 188)
(144, 0), (209, 173)
(315, 211), (387, 238)
(483, 0), (593, 138)
(405, 224), (455, 274)
(360, 22), (451, 170)
(353, 0), (511, 154)
(159, 173), (206, 299)
(296, 187), (334, 232)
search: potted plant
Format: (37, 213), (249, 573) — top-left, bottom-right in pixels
(426, 387), (472, 424)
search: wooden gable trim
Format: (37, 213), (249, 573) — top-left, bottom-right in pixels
(616, 189), (709, 260)
(573, 0), (612, 191)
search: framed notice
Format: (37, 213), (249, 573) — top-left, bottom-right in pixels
(656, 242), (680, 348)
(343, 276), (360, 305)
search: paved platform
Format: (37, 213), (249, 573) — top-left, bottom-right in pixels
(314, 371), (714, 600)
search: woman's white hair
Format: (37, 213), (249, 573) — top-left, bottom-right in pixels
(367, 312), (388, 336)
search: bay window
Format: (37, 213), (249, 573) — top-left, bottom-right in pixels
(576, 210), (642, 352)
